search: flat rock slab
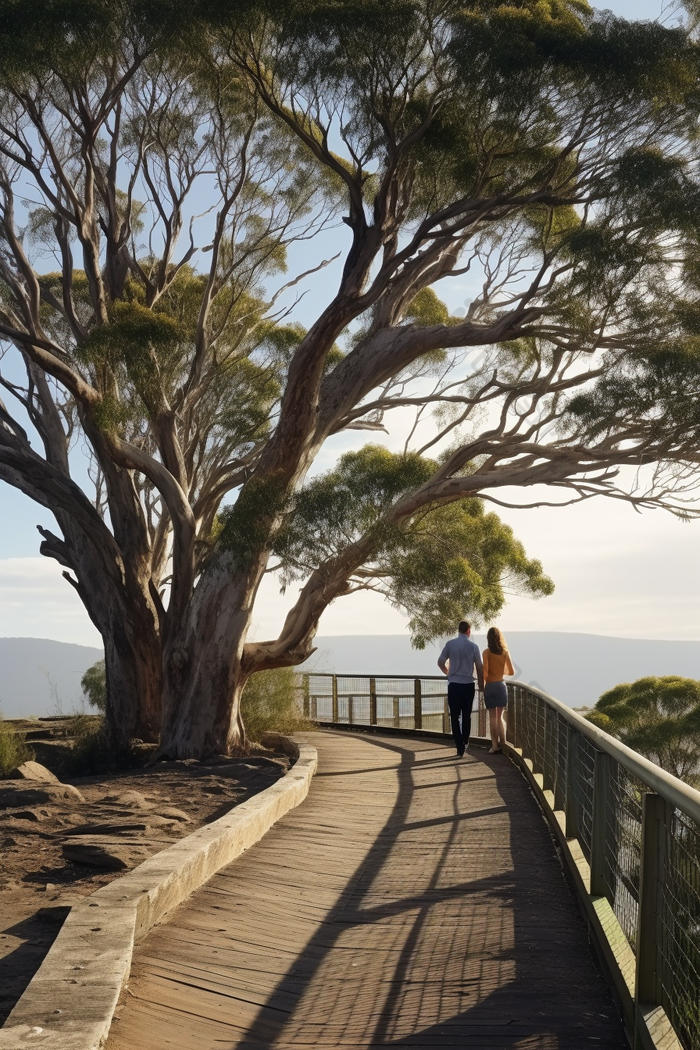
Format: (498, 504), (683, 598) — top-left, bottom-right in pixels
(108, 731), (628, 1050)
(0, 783), (84, 808)
(61, 835), (173, 870)
(154, 807), (191, 823)
(99, 791), (155, 810)
(9, 761), (59, 783)
(59, 816), (177, 838)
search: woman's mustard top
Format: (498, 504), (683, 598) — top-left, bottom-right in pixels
(483, 648), (514, 684)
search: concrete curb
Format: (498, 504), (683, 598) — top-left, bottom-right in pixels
(0, 735), (317, 1050)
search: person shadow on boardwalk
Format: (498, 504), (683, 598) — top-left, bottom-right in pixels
(230, 734), (625, 1049)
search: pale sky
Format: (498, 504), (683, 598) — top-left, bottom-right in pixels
(2, 0), (696, 648)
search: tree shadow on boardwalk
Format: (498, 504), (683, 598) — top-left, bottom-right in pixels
(232, 733), (626, 1049)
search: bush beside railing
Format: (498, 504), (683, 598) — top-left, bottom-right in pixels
(303, 673), (700, 1050)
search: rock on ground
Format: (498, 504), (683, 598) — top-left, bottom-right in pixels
(9, 761), (59, 783)
(0, 782), (85, 808)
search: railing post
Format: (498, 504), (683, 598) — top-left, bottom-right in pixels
(512, 685), (521, 750)
(590, 749), (613, 898)
(478, 688), (486, 738)
(565, 726), (581, 839)
(369, 678), (377, 725)
(302, 675), (310, 718)
(635, 792), (668, 1024)
(332, 675), (339, 724)
(393, 696), (400, 727)
(542, 705), (554, 791)
(443, 696), (449, 735)
(553, 714), (566, 812)
(414, 679), (422, 730)
(348, 695), (354, 725)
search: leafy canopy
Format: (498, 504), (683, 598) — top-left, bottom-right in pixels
(274, 446), (553, 647)
(588, 676), (700, 786)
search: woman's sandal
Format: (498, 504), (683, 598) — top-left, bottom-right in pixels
(488, 746), (501, 754)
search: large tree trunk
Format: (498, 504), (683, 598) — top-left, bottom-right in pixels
(103, 604), (163, 745)
(48, 521), (164, 746)
(158, 555), (255, 757)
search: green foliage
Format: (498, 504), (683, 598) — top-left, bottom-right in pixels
(0, 0), (192, 83)
(0, 711), (34, 777)
(241, 667), (311, 742)
(590, 676), (700, 785)
(404, 288), (451, 327)
(78, 301), (185, 417)
(567, 337), (700, 446)
(585, 709), (612, 732)
(81, 659), (106, 712)
(386, 501), (553, 648)
(275, 445), (553, 648)
(274, 445), (435, 570)
(219, 471), (289, 571)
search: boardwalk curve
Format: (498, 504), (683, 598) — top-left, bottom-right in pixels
(108, 730), (627, 1049)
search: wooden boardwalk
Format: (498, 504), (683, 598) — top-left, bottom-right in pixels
(108, 731), (627, 1049)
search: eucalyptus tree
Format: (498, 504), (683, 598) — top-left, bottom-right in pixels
(1, 0), (699, 757)
(590, 677), (700, 786)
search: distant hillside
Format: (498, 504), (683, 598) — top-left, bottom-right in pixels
(3, 632), (700, 717)
(0, 638), (102, 718)
(303, 633), (700, 709)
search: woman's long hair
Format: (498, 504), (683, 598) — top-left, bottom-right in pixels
(487, 626), (507, 656)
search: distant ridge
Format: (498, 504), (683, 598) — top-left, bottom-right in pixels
(2, 632), (700, 717)
(0, 637), (102, 718)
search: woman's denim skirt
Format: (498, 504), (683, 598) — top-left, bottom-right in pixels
(484, 681), (508, 709)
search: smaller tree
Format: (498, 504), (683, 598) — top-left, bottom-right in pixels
(589, 676), (700, 786)
(81, 660), (106, 713)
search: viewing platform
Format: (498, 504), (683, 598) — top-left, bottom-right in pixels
(3, 679), (699, 1050)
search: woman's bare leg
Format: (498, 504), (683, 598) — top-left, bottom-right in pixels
(497, 707), (507, 747)
(488, 708), (501, 752)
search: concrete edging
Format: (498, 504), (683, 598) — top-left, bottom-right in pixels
(0, 733), (317, 1050)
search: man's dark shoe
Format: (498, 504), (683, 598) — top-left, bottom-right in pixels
(457, 747), (465, 757)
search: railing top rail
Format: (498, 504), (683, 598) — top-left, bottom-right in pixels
(305, 673), (447, 681)
(513, 679), (700, 826)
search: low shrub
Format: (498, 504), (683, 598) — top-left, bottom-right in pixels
(241, 667), (314, 743)
(0, 711), (34, 776)
(65, 715), (141, 776)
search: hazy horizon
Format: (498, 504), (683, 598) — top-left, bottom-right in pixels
(3, 630), (700, 717)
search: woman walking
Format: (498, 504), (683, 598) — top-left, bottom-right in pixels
(483, 627), (514, 754)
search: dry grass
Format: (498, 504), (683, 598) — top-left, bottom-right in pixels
(0, 710), (34, 776)
(242, 668), (315, 743)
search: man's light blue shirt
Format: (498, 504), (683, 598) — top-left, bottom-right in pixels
(438, 634), (483, 684)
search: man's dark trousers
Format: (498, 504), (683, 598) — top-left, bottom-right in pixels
(448, 682), (475, 755)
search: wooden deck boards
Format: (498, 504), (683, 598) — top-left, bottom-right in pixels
(107, 730), (627, 1048)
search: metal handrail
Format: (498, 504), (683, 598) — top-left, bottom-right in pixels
(302, 672), (700, 1050)
(511, 681), (700, 827)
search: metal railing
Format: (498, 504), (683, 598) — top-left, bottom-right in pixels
(302, 671), (488, 737)
(303, 673), (700, 1050)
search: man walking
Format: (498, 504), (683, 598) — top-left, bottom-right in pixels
(438, 621), (484, 757)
